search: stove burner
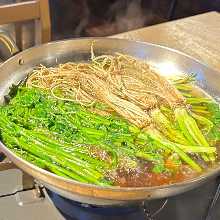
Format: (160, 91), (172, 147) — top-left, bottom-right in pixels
(143, 199), (168, 220)
(47, 190), (168, 220)
(205, 178), (220, 220)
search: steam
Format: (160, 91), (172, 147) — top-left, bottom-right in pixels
(73, 0), (90, 37)
(74, 0), (151, 37)
(109, 0), (149, 33)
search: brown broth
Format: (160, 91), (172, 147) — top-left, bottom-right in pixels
(112, 165), (198, 187)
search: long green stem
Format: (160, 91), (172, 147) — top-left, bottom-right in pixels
(191, 112), (213, 134)
(28, 131), (110, 169)
(17, 136), (108, 185)
(0, 118), (111, 186)
(175, 108), (214, 161)
(138, 129), (202, 172)
(151, 109), (188, 145)
(12, 148), (87, 181)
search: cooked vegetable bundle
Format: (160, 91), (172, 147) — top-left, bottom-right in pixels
(0, 50), (220, 187)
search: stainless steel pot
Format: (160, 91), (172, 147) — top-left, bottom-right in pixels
(0, 36), (220, 206)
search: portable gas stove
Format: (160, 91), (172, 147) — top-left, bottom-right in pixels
(0, 153), (220, 220)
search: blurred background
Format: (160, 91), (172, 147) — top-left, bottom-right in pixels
(0, 0), (220, 46)
(49, 0), (220, 39)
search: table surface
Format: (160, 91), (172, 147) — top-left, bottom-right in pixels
(114, 12), (220, 72)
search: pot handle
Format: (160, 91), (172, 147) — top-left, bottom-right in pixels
(0, 30), (19, 62)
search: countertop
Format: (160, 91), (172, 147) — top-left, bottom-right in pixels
(114, 12), (220, 72)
